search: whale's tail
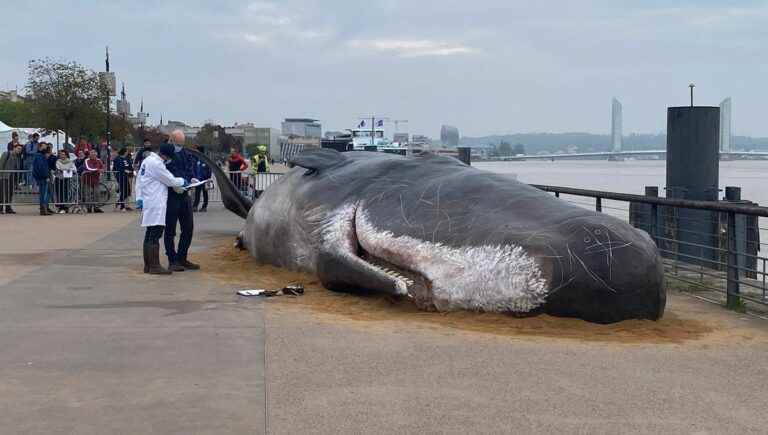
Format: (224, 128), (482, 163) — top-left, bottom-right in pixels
(187, 149), (253, 219)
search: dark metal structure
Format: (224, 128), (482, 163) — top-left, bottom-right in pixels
(664, 106), (721, 267)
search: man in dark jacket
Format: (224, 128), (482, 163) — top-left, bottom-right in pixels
(32, 143), (53, 215)
(163, 130), (199, 271)
(113, 147), (132, 211)
(192, 145), (211, 212)
(0, 143), (23, 214)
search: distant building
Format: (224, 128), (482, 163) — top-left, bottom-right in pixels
(282, 118), (322, 138)
(324, 130), (345, 139)
(161, 120), (201, 138)
(720, 98), (732, 153)
(440, 125), (459, 147)
(225, 123), (280, 160)
(0, 89), (21, 102)
(393, 132), (409, 144)
(611, 98), (623, 152)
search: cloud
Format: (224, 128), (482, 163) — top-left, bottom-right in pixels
(247, 1), (277, 13)
(242, 33), (270, 45)
(348, 39), (476, 57)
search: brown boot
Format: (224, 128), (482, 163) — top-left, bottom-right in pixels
(146, 243), (172, 275)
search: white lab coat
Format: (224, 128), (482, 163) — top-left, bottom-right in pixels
(135, 152), (185, 227)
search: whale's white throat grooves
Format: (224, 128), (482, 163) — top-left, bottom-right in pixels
(350, 207), (549, 313)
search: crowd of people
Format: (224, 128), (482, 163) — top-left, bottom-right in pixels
(0, 131), (273, 215)
(0, 132), (134, 215)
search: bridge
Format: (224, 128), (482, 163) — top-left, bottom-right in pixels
(493, 150), (768, 161)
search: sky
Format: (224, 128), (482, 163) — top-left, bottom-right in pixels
(2, 0), (767, 138)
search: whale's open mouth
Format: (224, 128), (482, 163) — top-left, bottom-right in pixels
(319, 203), (549, 313)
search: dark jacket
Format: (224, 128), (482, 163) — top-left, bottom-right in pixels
(0, 151), (22, 180)
(165, 147), (195, 197)
(194, 158), (212, 181)
(74, 158), (86, 175)
(32, 153), (51, 181)
(113, 155), (129, 178)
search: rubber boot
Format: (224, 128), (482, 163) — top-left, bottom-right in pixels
(147, 244), (172, 275)
(143, 243), (150, 273)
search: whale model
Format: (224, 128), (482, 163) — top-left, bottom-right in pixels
(195, 148), (665, 324)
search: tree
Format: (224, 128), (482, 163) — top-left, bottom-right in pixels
(25, 58), (107, 145)
(498, 140), (512, 156)
(513, 143), (526, 155)
(0, 99), (37, 126)
(194, 123), (242, 153)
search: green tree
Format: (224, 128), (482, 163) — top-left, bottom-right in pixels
(0, 99), (37, 126)
(25, 58), (107, 145)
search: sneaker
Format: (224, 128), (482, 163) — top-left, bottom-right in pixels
(94, 208), (104, 213)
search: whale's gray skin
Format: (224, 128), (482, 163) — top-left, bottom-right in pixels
(196, 149), (665, 324)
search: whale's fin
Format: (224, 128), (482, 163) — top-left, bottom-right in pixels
(289, 148), (347, 172)
(187, 149), (253, 219)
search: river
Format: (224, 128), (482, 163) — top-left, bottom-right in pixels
(476, 160), (768, 206)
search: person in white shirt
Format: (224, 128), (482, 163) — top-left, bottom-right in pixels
(135, 143), (187, 275)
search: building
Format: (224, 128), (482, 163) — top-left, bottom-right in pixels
(0, 89), (21, 102)
(393, 132), (409, 144)
(611, 98), (623, 152)
(282, 118), (322, 138)
(324, 131), (345, 139)
(279, 136), (321, 163)
(225, 123), (280, 160)
(115, 83), (149, 127)
(161, 120), (201, 138)
(440, 125), (459, 147)
(720, 98), (732, 153)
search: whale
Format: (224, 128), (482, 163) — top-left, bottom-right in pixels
(194, 148), (665, 324)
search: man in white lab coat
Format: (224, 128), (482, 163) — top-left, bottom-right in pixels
(135, 144), (187, 275)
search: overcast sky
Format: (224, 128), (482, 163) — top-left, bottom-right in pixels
(2, 0), (767, 137)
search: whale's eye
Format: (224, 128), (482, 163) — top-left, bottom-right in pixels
(594, 229), (602, 235)
(583, 237), (591, 243)
(303, 168), (318, 177)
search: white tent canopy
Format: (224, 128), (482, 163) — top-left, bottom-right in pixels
(0, 120), (74, 152)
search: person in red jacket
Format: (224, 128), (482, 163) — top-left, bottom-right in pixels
(227, 148), (248, 194)
(74, 137), (92, 156)
(82, 149), (104, 213)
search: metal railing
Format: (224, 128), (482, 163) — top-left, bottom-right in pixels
(0, 170), (283, 210)
(0, 170), (131, 212)
(533, 184), (768, 312)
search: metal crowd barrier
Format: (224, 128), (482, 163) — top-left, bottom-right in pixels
(0, 170), (133, 212)
(207, 171), (283, 202)
(0, 170), (283, 211)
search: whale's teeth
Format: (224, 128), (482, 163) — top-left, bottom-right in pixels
(404, 279), (414, 285)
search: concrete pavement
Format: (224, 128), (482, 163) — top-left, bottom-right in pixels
(2, 207), (768, 434)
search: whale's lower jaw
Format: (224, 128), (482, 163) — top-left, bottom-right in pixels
(317, 203), (550, 314)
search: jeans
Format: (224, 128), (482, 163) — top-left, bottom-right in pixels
(164, 193), (194, 264)
(193, 185), (208, 209)
(37, 179), (50, 208)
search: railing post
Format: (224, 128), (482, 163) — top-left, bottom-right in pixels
(724, 187), (742, 309)
(555, 192), (560, 198)
(645, 186), (659, 247)
(726, 210), (741, 309)
(595, 197), (602, 212)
